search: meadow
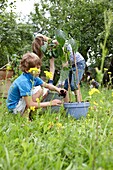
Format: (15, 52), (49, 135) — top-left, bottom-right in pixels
(0, 83), (113, 170)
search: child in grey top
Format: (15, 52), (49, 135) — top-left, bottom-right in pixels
(63, 44), (86, 102)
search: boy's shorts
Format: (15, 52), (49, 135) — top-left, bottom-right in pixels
(64, 60), (85, 91)
(12, 86), (48, 114)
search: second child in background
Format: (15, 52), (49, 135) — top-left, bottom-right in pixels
(32, 34), (55, 84)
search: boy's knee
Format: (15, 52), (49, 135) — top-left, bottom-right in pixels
(32, 86), (43, 101)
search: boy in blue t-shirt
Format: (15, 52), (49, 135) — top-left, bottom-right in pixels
(6, 52), (68, 114)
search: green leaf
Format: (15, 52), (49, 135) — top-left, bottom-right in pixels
(41, 42), (48, 53)
(67, 38), (78, 53)
(55, 45), (64, 58)
(55, 29), (67, 47)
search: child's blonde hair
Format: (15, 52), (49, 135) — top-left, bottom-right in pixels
(20, 52), (42, 72)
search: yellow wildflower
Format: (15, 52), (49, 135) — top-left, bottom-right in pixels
(1, 81), (4, 85)
(112, 92), (113, 97)
(30, 106), (35, 111)
(44, 71), (53, 79)
(28, 68), (40, 75)
(104, 68), (108, 71)
(87, 114), (90, 117)
(89, 88), (100, 96)
(108, 72), (111, 75)
(7, 66), (12, 70)
(89, 106), (93, 110)
(93, 101), (98, 106)
(36, 98), (40, 103)
(48, 122), (54, 129)
(56, 123), (62, 129)
(6, 64), (12, 70)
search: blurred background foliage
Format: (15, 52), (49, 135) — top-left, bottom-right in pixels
(0, 0), (113, 74)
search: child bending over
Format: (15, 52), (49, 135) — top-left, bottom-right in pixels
(6, 52), (68, 114)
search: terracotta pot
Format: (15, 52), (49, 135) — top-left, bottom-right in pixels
(0, 79), (12, 98)
(0, 69), (14, 80)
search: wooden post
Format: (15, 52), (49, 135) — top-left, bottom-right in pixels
(73, 51), (82, 102)
(68, 77), (71, 102)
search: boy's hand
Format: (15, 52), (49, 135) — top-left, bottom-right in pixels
(57, 89), (67, 98)
(51, 99), (62, 106)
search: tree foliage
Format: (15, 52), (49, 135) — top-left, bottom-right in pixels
(1, 0), (113, 71)
(31, 0), (113, 67)
(0, 0), (33, 67)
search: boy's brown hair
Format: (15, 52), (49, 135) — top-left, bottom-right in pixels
(20, 52), (42, 72)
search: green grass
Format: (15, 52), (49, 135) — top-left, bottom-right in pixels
(0, 84), (113, 170)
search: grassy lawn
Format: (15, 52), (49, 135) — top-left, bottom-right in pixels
(0, 84), (113, 170)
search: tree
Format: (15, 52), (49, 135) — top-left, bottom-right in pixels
(0, 0), (33, 67)
(31, 0), (113, 67)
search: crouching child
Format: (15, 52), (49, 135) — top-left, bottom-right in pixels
(6, 52), (68, 115)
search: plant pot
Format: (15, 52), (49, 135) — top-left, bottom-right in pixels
(64, 102), (90, 119)
(0, 80), (11, 98)
(0, 69), (14, 80)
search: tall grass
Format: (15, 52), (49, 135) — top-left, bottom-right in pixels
(0, 84), (113, 170)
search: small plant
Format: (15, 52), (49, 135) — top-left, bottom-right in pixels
(96, 10), (113, 84)
(41, 31), (65, 60)
(41, 30), (90, 119)
(41, 29), (81, 102)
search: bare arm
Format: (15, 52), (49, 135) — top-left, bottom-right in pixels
(43, 35), (50, 41)
(42, 82), (61, 94)
(49, 57), (55, 81)
(24, 96), (62, 109)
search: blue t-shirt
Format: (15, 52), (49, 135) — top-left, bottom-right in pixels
(6, 73), (43, 110)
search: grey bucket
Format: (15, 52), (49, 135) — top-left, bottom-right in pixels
(43, 91), (63, 113)
(64, 102), (90, 119)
